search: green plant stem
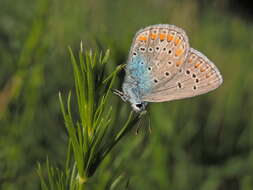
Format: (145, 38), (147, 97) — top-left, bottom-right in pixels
(79, 182), (84, 190)
(78, 175), (87, 190)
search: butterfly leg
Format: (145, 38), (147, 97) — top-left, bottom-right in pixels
(112, 89), (127, 102)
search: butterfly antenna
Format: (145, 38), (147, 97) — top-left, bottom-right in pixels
(135, 118), (142, 135)
(144, 107), (152, 133)
(135, 110), (148, 135)
(148, 111), (152, 133)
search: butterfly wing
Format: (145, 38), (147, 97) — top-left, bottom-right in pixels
(124, 24), (190, 98)
(141, 48), (223, 102)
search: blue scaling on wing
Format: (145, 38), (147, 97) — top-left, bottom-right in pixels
(123, 55), (152, 102)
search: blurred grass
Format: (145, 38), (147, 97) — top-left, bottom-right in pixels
(0, 0), (253, 189)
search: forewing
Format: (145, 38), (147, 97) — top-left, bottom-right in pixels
(126, 24), (190, 88)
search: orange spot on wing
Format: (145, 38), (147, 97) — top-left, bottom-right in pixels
(159, 33), (166, 40)
(150, 33), (157, 40)
(194, 63), (200, 68)
(174, 38), (181, 46)
(200, 67), (206, 72)
(138, 36), (147, 41)
(167, 34), (174, 42)
(175, 48), (184, 57)
(176, 61), (182, 66)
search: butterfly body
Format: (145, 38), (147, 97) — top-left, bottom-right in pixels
(116, 24), (223, 112)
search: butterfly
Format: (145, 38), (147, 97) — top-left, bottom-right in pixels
(114, 24), (223, 112)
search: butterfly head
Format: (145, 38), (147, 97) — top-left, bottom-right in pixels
(131, 102), (147, 112)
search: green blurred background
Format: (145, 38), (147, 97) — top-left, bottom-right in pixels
(1, 0), (253, 189)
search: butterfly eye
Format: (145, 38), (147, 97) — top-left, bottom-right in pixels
(193, 86), (197, 90)
(196, 79), (199, 83)
(167, 61), (172, 65)
(192, 73), (196, 78)
(168, 50), (172, 54)
(148, 67), (152, 71)
(148, 47), (153, 52)
(165, 72), (170, 76)
(163, 47), (166, 51)
(132, 103), (144, 112)
(155, 47), (160, 51)
(133, 52), (137, 56)
(136, 104), (142, 108)
(154, 79), (158, 83)
(186, 70), (190, 74)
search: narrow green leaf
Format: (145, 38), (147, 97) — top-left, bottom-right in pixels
(101, 49), (110, 65)
(37, 163), (49, 190)
(109, 174), (125, 190)
(46, 158), (55, 189)
(103, 64), (125, 84)
(100, 112), (141, 162)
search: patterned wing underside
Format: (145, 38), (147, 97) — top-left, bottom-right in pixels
(141, 48), (223, 102)
(128, 24), (190, 83)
